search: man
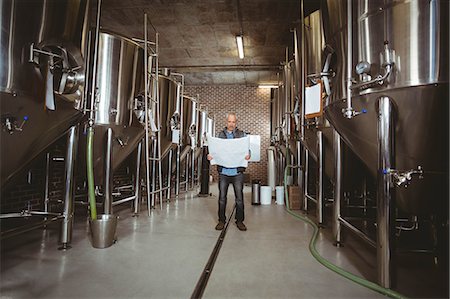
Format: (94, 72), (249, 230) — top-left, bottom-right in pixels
(207, 113), (250, 231)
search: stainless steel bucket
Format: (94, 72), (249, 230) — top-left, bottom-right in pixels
(89, 214), (118, 249)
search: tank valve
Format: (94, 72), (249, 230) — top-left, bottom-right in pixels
(1, 115), (28, 134)
(342, 107), (367, 119)
(383, 166), (424, 187)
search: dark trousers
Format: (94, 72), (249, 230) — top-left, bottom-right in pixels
(218, 173), (245, 223)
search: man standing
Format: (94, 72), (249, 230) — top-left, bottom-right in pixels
(207, 113), (250, 231)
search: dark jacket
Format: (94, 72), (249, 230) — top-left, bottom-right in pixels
(216, 127), (247, 174)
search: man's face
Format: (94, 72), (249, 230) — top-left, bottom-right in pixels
(226, 114), (237, 132)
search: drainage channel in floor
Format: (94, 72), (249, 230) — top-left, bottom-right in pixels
(190, 205), (236, 299)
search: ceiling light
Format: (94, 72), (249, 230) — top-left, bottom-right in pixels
(235, 35), (244, 59)
(258, 84), (279, 89)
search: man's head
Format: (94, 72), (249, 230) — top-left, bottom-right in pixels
(226, 113), (237, 132)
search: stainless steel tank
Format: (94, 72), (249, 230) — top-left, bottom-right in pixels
(152, 74), (181, 160)
(323, 0), (449, 215)
(79, 31), (146, 184)
(182, 96), (198, 149)
(178, 95), (198, 164)
(1, 0), (89, 188)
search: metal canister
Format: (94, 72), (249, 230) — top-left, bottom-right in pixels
(251, 180), (261, 205)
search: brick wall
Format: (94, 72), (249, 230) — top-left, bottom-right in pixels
(185, 85), (271, 185)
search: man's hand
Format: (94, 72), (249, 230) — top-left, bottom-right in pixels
(207, 154), (213, 161)
(245, 154), (251, 160)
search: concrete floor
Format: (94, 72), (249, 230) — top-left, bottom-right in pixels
(0, 184), (445, 298)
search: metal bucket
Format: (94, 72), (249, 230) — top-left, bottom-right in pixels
(89, 214), (118, 249)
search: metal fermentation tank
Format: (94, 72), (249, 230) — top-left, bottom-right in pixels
(323, 0), (449, 215)
(0, 0), (90, 189)
(79, 31), (146, 185)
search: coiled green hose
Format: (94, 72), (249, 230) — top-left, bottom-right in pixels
(87, 127), (97, 220)
(283, 165), (406, 299)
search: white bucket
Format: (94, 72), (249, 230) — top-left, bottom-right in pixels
(260, 186), (272, 205)
(275, 186), (284, 205)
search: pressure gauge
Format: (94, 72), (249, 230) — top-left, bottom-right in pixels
(355, 61), (371, 75)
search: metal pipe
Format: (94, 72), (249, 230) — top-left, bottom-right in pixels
(191, 147), (196, 189)
(112, 196), (136, 207)
(303, 149), (309, 211)
(343, 0), (354, 118)
(143, 13), (152, 215)
(300, 0), (305, 138)
(376, 96), (395, 288)
(339, 216), (376, 248)
(133, 140), (143, 215)
(176, 145), (181, 196)
(59, 125), (79, 249)
(167, 149), (173, 201)
(156, 32), (164, 208)
(89, 0), (103, 123)
(185, 151), (190, 190)
(151, 138), (157, 208)
(333, 130), (343, 244)
(316, 130), (324, 225)
(104, 127), (114, 214)
(44, 152), (50, 216)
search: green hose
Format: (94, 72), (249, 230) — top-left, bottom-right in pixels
(283, 165), (406, 299)
(87, 127), (97, 220)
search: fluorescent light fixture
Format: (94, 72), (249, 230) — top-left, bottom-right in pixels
(236, 35), (244, 59)
(258, 84), (279, 89)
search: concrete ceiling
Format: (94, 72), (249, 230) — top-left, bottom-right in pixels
(100, 0), (319, 86)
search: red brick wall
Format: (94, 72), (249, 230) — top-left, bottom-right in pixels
(185, 85), (271, 185)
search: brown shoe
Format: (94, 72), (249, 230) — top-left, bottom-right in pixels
(215, 221), (225, 230)
(236, 222), (247, 231)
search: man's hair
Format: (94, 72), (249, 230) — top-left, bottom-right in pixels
(226, 112), (237, 120)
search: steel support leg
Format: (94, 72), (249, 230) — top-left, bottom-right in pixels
(133, 140), (143, 215)
(59, 125), (79, 250)
(377, 96), (395, 288)
(104, 127), (114, 215)
(316, 130), (324, 225)
(332, 129), (342, 245)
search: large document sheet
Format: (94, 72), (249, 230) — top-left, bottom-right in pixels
(249, 135), (261, 162)
(207, 134), (250, 168)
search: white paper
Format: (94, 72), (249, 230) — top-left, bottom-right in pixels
(207, 134), (250, 168)
(305, 83), (322, 117)
(249, 135), (260, 162)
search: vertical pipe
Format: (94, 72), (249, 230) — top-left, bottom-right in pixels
(44, 152), (50, 216)
(176, 145), (181, 196)
(346, 0), (353, 113)
(377, 96), (395, 288)
(332, 129), (342, 245)
(156, 33), (164, 209)
(104, 127), (113, 214)
(151, 138), (157, 207)
(143, 13), (152, 215)
(303, 149), (309, 211)
(89, 0), (102, 122)
(59, 125), (79, 249)
(133, 140), (143, 215)
(167, 149), (173, 201)
(185, 151), (190, 190)
(191, 147), (196, 189)
(316, 130), (324, 225)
